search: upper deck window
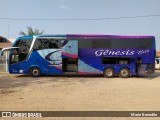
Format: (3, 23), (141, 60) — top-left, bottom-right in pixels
(79, 38), (154, 49)
(33, 38), (61, 50)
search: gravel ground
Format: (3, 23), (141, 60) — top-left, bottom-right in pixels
(0, 71), (160, 120)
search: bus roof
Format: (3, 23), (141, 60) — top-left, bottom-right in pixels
(37, 34), (154, 39)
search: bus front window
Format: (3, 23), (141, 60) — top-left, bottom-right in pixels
(10, 38), (33, 64)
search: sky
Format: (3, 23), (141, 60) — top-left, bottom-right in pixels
(0, 0), (160, 50)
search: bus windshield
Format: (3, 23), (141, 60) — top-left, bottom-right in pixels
(11, 38), (33, 64)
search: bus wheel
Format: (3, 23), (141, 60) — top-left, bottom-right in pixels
(103, 68), (115, 78)
(119, 68), (130, 78)
(30, 67), (41, 77)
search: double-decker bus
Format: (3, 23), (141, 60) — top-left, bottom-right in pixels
(1, 34), (156, 77)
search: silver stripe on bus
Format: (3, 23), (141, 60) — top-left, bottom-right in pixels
(26, 36), (37, 60)
(29, 36), (37, 54)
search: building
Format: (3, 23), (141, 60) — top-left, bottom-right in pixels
(0, 36), (13, 72)
(156, 52), (160, 57)
(0, 36), (12, 50)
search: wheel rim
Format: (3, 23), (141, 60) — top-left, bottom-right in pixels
(106, 69), (113, 76)
(121, 69), (128, 76)
(32, 69), (39, 76)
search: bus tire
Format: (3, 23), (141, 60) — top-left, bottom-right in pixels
(30, 67), (41, 77)
(103, 68), (115, 78)
(118, 68), (130, 78)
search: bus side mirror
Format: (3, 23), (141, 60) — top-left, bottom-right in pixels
(0, 47), (19, 57)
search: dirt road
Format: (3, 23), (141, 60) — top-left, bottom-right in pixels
(0, 71), (160, 120)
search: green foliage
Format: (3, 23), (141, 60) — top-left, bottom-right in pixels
(19, 26), (44, 36)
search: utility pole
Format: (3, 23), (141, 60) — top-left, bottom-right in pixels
(8, 24), (10, 39)
(6, 24), (10, 72)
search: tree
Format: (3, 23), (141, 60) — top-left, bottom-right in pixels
(19, 26), (44, 36)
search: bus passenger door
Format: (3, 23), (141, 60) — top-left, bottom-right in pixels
(1, 47), (20, 73)
(61, 40), (78, 73)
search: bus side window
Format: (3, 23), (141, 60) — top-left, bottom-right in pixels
(33, 39), (61, 50)
(11, 55), (19, 64)
(102, 57), (130, 64)
(50, 39), (61, 48)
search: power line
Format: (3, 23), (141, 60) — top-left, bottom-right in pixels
(0, 14), (160, 21)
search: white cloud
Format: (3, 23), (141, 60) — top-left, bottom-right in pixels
(59, 5), (70, 10)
